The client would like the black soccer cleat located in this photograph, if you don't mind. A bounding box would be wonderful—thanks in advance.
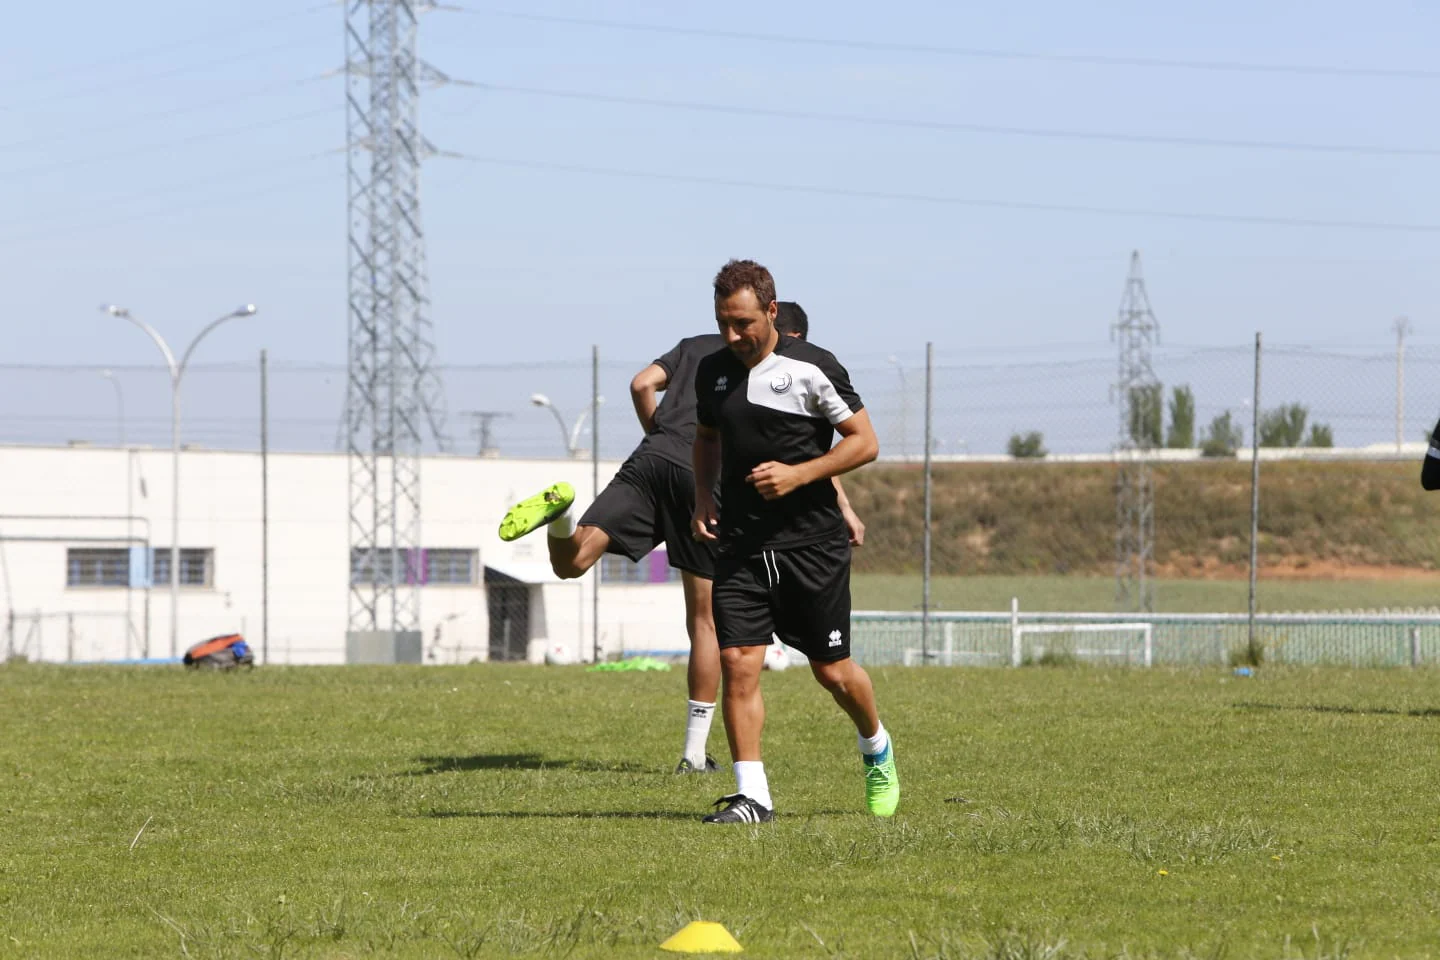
[702,793,774,824]
[674,755,721,774]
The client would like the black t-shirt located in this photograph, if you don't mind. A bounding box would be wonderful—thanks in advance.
[695,336,864,554]
[632,334,728,469]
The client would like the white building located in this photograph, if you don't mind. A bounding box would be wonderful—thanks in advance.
[0,444,688,665]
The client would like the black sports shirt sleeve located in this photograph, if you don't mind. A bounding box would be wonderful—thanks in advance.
[654,339,686,380]
[694,354,719,430]
[1423,418,1440,490]
[810,350,864,425]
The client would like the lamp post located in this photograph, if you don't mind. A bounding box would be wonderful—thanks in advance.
[103,303,257,658]
[99,370,136,658]
[530,393,604,457]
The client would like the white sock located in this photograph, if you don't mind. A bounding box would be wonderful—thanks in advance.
[733,761,772,810]
[547,508,576,538]
[858,722,889,759]
[683,700,715,765]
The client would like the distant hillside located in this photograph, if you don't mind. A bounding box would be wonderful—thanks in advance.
[842,460,1440,577]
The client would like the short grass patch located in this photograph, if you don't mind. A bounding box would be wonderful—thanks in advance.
[4,663,1440,957]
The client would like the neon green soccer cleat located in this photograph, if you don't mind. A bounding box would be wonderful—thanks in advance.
[863,740,900,817]
[498,482,575,542]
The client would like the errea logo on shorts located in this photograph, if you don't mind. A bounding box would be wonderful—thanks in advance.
[828,630,843,647]
[715,375,728,392]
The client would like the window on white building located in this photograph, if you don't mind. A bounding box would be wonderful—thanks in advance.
[350,548,476,586]
[151,548,214,587]
[426,549,477,585]
[66,548,129,587]
[599,553,682,585]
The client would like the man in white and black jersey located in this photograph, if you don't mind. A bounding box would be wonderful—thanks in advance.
[692,260,900,824]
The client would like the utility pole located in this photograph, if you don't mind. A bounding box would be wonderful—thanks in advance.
[1113,251,1160,613]
[461,411,511,456]
[343,0,453,646]
[1395,316,1412,453]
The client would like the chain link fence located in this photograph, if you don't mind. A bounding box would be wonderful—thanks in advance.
[3,336,1437,665]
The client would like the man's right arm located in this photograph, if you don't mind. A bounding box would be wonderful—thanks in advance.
[692,424,721,541]
[630,363,669,434]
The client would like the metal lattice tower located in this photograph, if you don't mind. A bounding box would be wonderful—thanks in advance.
[1112,251,1160,613]
[343,0,449,634]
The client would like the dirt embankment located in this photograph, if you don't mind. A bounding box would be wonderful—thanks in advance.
[842,460,1440,579]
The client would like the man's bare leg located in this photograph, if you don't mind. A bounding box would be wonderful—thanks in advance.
[809,657,880,738]
[683,573,720,703]
[548,525,610,580]
[678,572,720,770]
[717,644,771,809]
[811,655,898,816]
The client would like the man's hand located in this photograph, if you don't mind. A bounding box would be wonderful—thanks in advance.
[841,503,866,546]
[746,461,807,501]
[692,498,720,542]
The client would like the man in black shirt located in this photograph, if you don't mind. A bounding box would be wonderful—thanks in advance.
[693,260,899,824]
[500,333,727,774]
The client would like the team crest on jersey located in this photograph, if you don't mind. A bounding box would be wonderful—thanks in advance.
[770,372,793,394]
[715,375,728,392]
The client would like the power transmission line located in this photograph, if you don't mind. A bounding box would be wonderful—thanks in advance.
[0,166,337,249]
[0,76,330,154]
[0,107,341,182]
[457,80,1440,159]
[5,5,330,88]
[0,34,329,114]
[457,154,1440,234]
[455,7,1440,81]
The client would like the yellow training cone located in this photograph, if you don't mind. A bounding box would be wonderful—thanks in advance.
[659,921,744,953]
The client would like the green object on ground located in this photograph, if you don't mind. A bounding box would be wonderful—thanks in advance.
[588,656,672,672]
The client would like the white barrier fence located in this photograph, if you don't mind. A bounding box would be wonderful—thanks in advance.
[853,603,1440,668]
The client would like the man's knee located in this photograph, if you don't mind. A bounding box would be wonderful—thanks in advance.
[811,659,852,694]
[720,645,753,671]
[551,558,586,580]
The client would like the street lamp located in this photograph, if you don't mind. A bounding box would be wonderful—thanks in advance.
[530,393,604,457]
[103,302,257,658]
[99,370,137,657]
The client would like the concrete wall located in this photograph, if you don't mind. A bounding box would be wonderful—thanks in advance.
[0,445,687,664]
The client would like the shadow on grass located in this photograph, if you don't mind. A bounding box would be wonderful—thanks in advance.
[422,809,853,821]
[407,754,653,776]
[1235,701,1440,719]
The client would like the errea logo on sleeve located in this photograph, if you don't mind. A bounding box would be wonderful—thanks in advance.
[715,375,729,392]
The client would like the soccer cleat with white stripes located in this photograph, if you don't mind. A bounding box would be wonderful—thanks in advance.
[702,793,774,824]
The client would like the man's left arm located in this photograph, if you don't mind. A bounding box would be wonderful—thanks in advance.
[748,411,878,500]
[834,476,865,546]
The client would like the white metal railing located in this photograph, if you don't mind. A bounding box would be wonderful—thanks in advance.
[853,601,1440,668]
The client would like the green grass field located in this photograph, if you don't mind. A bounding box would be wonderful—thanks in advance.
[5,664,1440,958]
[853,574,1440,614]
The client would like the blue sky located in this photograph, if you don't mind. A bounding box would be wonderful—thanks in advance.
[2,1,1438,454]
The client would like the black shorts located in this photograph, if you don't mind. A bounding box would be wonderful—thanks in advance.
[713,533,852,663]
[578,454,715,579]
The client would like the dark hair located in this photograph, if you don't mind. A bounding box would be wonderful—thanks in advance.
[713,259,776,311]
[775,301,808,339]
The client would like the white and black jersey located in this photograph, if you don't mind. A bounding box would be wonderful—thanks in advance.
[695,336,865,554]
[1423,418,1440,490]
